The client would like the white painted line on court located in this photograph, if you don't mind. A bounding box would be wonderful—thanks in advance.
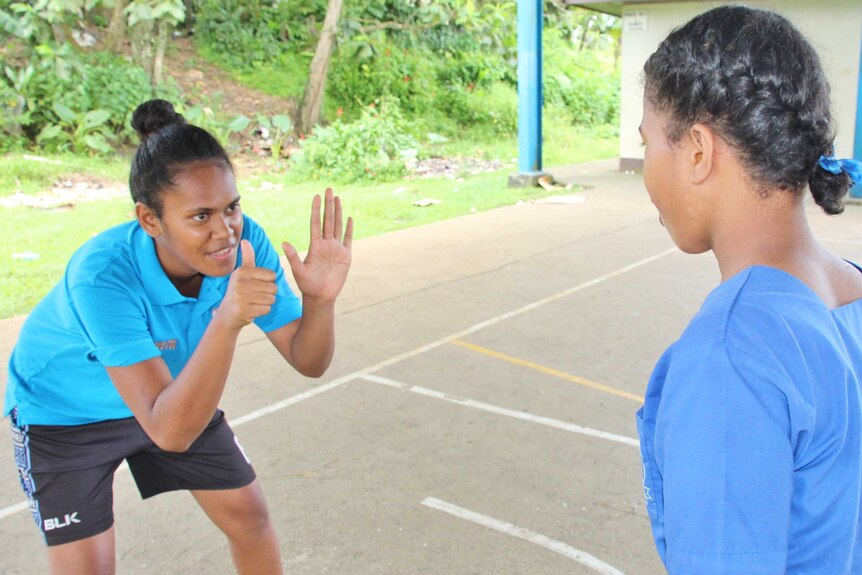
[361,374,639,447]
[230,247,674,431]
[228,332,496,427]
[0,500,28,520]
[230,377,356,427]
[422,497,626,575]
[439,248,678,339]
[0,249,668,521]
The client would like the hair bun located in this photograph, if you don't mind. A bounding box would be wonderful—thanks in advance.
[131,99,186,143]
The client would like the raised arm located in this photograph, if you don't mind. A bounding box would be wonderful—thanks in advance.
[266,188,353,376]
[106,240,276,452]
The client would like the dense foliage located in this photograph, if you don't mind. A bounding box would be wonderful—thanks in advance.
[198,2,617,121]
[194,0,619,181]
[290,100,420,183]
[0,0,183,152]
[0,0,620,177]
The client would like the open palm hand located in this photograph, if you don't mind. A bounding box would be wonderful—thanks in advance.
[282,188,353,303]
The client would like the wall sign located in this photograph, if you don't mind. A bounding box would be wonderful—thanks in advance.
[623,11,648,32]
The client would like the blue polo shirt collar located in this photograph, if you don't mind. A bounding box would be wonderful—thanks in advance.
[132,224,232,307]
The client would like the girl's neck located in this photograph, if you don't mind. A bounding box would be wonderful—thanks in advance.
[711,194,820,282]
[171,273,204,298]
[710,193,862,309]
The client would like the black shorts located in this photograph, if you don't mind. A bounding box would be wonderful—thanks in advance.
[10,409,256,546]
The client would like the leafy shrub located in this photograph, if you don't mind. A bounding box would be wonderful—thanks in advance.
[233,51,310,101]
[256,113,293,159]
[196,0,327,68]
[274,0,328,48]
[543,34,619,125]
[434,87,478,128]
[479,83,518,134]
[196,0,283,68]
[36,102,114,155]
[173,100,250,150]
[327,39,437,117]
[434,51,508,91]
[290,101,419,183]
[434,82,517,135]
[0,81,26,151]
[77,52,167,141]
[6,46,178,148]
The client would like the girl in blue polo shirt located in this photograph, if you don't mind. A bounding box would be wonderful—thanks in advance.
[5,99,353,573]
[636,6,862,574]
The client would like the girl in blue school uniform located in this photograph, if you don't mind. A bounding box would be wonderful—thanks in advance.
[5,99,353,574]
[636,6,862,574]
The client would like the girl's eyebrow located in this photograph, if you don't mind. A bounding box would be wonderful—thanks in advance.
[184,195,242,214]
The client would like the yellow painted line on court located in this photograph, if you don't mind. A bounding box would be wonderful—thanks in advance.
[2,248,673,523]
[450,339,643,403]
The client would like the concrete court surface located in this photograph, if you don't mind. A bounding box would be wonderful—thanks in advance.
[0,158,861,574]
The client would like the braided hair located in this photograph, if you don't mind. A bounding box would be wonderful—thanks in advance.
[643,5,851,214]
[129,99,233,217]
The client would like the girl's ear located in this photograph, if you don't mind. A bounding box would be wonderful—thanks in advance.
[136,202,162,238]
[688,123,715,185]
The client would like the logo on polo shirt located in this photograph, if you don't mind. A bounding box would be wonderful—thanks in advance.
[44,512,81,531]
[642,461,654,502]
[154,339,177,351]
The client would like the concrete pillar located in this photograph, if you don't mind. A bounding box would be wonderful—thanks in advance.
[509,0,548,188]
[853,25,862,198]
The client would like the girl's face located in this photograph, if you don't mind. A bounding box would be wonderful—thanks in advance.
[145,161,243,287]
[639,102,712,254]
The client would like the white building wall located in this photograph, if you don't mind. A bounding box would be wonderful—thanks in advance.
[618,0,862,169]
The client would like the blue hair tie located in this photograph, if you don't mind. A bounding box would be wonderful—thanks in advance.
[818,155,862,185]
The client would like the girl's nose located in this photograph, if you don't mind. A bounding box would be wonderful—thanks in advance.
[212,214,235,240]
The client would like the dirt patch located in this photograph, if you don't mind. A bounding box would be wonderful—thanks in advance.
[13,36,509,198]
[160,37,506,180]
[410,157,514,179]
[0,174,128,209]
[163,36,295,120]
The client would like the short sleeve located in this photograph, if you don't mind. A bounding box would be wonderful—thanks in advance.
[655,342,793,574]
[242,216,302,332]
[69,282,160,368]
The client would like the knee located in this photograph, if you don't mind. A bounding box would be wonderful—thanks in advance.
[222,498,274,541]
[238,504,273,535]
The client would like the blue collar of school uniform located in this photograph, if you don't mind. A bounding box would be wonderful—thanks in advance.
[132,223,231,307]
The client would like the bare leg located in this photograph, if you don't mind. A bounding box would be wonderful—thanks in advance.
[192,480,282,574]
[46,526,115,575]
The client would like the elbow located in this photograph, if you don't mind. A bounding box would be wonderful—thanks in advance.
[291,354,333,379]
[156,439,194,453]
[139,410,205,452]
[299,365,328,379]
[151,431,195,453]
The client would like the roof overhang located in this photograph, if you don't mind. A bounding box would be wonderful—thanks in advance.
[564,0,685,18]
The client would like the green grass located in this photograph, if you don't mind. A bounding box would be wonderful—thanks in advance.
[232,53,312,101]
[1,198,135,318]
[428,121,618,168]
[0,153,130,198]
[0,123,616,319]
[239,167,560,246]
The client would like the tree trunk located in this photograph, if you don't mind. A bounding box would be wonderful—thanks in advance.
[577,14,593,52]
[153,19,170,86]
[105,0,127,52]
[51,22,67,45]
[298,0,344,135]
[182,0,195,32]
[130,19,156,91]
